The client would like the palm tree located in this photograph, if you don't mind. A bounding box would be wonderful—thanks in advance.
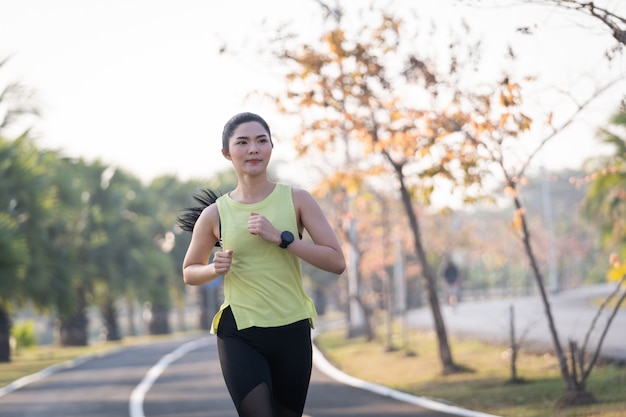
[0,56,52,360]
[0,135,60,359]
[0,57,39,137]
[583,109,626,252]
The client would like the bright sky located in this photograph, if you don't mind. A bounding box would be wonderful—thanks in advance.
[1,0,624,184]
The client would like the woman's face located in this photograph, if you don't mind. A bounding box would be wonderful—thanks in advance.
[222,121,273,175]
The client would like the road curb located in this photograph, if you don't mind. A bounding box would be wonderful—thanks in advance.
[311,330,501,417]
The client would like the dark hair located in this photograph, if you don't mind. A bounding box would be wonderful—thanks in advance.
[177,188,222,246]
[221,112,272,151]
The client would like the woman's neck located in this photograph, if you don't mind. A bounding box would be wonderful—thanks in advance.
[231,177,275,204]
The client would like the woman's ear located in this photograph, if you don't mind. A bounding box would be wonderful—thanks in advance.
[222,148,231,160]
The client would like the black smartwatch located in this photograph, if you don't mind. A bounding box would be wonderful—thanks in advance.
[279,231,294,248]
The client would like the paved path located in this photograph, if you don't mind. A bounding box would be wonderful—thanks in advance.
[407,284,626,362]
[0,340,187,417]
[3,284,617,417]
[0,335,489,417]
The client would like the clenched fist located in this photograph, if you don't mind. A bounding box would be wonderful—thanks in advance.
[247,212,280,244]
[213,249,233,275]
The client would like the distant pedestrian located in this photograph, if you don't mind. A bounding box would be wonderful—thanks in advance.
[179,112,346,417]
[441,257,460,309]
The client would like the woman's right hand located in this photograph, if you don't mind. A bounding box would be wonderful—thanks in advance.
[213,249,233,275]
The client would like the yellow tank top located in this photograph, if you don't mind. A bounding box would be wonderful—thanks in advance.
[211,183,317,332]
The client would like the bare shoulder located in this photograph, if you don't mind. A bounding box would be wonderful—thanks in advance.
[194,202,220,240]
[201,201,220,219]
[290,186,326,223]
[291,186,316,206]
[290,185,340,251]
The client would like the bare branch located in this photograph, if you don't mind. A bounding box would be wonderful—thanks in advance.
[567,0,626,43]
[582,277,626,381]
[579,275,626,360]
[517,75,625,178]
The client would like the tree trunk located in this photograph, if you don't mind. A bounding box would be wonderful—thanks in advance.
[146,275,171,335]
[513,193,576,389]
[393,163,457,372]
[57,311,88,346]
[57,287,89,346]
[126,296,137,337]
[557,388,597,408]
[148,304,170,335]
[355,295,376,342]
[346,216,366,338]
[509,304,520,383]
[512,189,602,406]
[0,307,11,363]
[101,297,121,341]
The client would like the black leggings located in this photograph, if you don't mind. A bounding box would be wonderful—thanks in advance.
[216,307,312,417]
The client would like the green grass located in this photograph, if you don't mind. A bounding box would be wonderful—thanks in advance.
[315,326,626,417]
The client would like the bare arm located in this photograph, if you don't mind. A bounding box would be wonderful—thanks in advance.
[241,188,346,275]
[182,204,232,286]
[293,189,345,274]
[243,188,346,275]
[286,188,345,274]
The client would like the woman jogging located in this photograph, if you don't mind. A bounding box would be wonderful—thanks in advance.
[181,112,346,417]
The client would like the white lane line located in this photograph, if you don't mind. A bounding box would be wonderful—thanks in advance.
[0,349,120,399]
[129,337,211,417]
[311,343,501,417]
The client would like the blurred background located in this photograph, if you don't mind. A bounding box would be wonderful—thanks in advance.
[1,0,624,364]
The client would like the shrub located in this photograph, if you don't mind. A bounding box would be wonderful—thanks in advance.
[11,320,37,353]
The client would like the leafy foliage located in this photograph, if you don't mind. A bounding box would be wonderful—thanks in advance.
[582,109,626,283]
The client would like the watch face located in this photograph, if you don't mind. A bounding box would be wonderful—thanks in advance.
[280,231,294,248]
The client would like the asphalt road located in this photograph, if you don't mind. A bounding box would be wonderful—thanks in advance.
[0,335,486,417]
[4,284,616,417]
[407,283,626,363]
[0,340,185,417]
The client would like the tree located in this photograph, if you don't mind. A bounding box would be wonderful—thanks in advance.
[0,56,56,361]
[458,62,623,403]
[578,111,626,394]
[72,164,181,340]
[461,1,626,55]
[260,1,625,393]
[89,167,166,340]
[0,57,39,138]
[582,109,626,248]
[53,159,108,346]
[530,1,626,47]
[0,137,29,362]
[442,2,626,403]
[259,3,503,373]
[0,134,63,358]
[146,175,203,335]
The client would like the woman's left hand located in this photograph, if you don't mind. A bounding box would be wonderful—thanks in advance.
[248,212,280,244]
